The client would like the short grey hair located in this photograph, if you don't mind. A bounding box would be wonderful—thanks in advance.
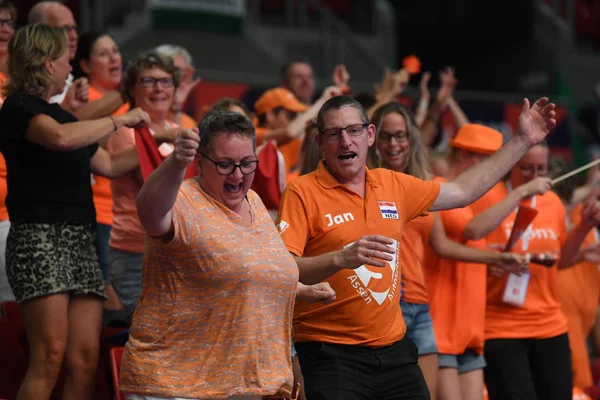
[316,95,368,134]
[199,109,256,152]
[154,44,193,66]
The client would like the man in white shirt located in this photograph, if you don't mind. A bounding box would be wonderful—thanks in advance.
[28,1,125,119]
[28,1,81,105]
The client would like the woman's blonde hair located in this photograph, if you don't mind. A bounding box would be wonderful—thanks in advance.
[3,24,67,98]
[368,102,431,180]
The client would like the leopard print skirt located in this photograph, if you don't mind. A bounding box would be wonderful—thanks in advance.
[6,221,107,302]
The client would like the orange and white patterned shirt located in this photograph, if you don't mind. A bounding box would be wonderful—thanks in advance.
[120,179,299,399]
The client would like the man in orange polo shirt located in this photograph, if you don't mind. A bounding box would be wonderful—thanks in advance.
[277,95,557,399]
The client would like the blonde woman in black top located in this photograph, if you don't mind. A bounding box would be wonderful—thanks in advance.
[0,24,150,400]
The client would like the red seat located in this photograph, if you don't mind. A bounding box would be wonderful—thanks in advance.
[1,300,21,321]
[110,347,125,400]
[585,385,600,399]
[0,320,27,399]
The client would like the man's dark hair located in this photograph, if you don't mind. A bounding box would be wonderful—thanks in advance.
[280,56,312,81]
[211,97,251,118]
[199,109,256,152]
[316,95,369,134]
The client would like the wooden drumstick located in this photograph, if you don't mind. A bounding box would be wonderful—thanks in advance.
[551,158,600,185]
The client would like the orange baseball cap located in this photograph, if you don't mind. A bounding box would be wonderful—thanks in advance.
[449,123,504,155]
[254,87,308,115]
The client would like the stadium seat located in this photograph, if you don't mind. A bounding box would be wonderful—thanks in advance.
[1,300,21,321]
[0,320,27,399]
[110,347,125,400]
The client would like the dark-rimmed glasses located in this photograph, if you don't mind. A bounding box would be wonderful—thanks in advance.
[0,19,14,29]
[379,131,408,143]
[321,123,368,142]
[200,153,259,175]
[140,76,173,88]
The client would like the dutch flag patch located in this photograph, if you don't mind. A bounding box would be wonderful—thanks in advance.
[378,201,399,220]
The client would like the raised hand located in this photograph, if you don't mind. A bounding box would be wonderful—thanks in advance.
[173,128,200,167]
[581,195,600,229]
[173,66,201,111]
[319,85,343,101]
[419,71,431,101]
[62,77,89,112]
[517,177,553,198]
[437,66,457,103]
[117,107,151,128]
[336,235,396,270]
[517,97,557,147]
[332,64,350,89]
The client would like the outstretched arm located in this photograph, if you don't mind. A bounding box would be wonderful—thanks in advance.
[429,214,527,274]
[136,128,199,239]
[462,177,553,241]
[430,97,556,211]
[558,199,600,268]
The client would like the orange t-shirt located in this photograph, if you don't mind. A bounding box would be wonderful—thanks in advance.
[121,181,297,399]
[278,161,440,347]
[254,126,267,146]
[88,85,130,226]
[88,85,130,116]
[279,137,302,178]
[470,182,569,340]
[400,212,435,304]
[0,72,8,221]
[558,203,600,334]
[424,176,488,355]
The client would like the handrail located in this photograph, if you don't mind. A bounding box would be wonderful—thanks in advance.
[246,0,393,78]
[534,0,575,42]
[78,0,147,33]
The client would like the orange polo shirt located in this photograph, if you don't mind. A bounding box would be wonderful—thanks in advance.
[88,85,130,226]
[278,161,440,347]
[400,212,435,304]
[424,176,488,355]
[470,182,569,340]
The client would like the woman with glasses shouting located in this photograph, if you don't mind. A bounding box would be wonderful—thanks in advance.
[120,109,334,400]
[106,51,186,324]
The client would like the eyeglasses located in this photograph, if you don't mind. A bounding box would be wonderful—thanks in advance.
[320,123,368,142]
[200,153,259,175]
[379,131,408,143]
[0,19,14,29]
[60,24,78,33]
[518,164,547,175]
[140,76,173,88]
